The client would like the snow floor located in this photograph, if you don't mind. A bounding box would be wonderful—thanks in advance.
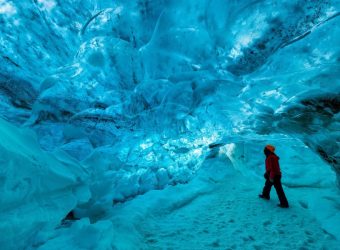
[35,154,340,250]
[139,180,337,249]
[109,156,340,250]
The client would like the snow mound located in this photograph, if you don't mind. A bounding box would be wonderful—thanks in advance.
[0,119,90,250]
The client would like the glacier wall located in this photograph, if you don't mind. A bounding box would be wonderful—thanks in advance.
[2,0,338,183]
[0,118,90,249]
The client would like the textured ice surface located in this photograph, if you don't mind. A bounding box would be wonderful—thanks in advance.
[0,119,90,249]
[0,0,339,249]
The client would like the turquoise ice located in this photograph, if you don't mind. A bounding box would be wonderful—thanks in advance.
[0,0,339,249]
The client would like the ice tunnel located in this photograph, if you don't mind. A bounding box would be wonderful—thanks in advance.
[0,0,339,249]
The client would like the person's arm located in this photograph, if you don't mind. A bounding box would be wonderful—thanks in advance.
[265,158,271,178]
[266,156,273,182]
[269,156,279,181]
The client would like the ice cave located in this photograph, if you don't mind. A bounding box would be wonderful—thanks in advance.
[0,0,339,249]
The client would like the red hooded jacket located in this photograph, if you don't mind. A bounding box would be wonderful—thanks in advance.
[265,154,281,179]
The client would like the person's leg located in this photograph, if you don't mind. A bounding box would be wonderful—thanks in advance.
[261,178,273,199]
[273,176,289,207]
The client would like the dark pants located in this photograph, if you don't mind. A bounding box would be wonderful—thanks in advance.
[262,174,289,206]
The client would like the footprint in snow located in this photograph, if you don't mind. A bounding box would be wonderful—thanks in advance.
[299,201,308,209]
[305,230,312,236]
[263,220,271,226]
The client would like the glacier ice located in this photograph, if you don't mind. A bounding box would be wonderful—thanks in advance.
[0,118,90,249]
[0,0,339,249]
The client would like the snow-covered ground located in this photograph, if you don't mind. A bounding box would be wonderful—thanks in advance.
[42,151,337,250]
[1,118,339,249]
[106,156,340,250]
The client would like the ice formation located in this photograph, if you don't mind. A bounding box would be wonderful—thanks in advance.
[0,0,339,249]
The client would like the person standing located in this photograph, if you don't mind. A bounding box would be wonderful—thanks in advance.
[259,145,289,208]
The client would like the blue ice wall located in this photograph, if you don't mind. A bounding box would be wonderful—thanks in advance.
[0,0,339,248]
[0,0,339,205]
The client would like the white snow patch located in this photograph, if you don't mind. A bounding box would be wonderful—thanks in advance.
[0,0,16,15]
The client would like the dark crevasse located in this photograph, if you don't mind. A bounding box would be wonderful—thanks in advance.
[0,0,339,249]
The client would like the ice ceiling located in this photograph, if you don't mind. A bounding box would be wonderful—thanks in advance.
[0,0,339,248]
[1,0,339,180]
[1,0,339,175]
